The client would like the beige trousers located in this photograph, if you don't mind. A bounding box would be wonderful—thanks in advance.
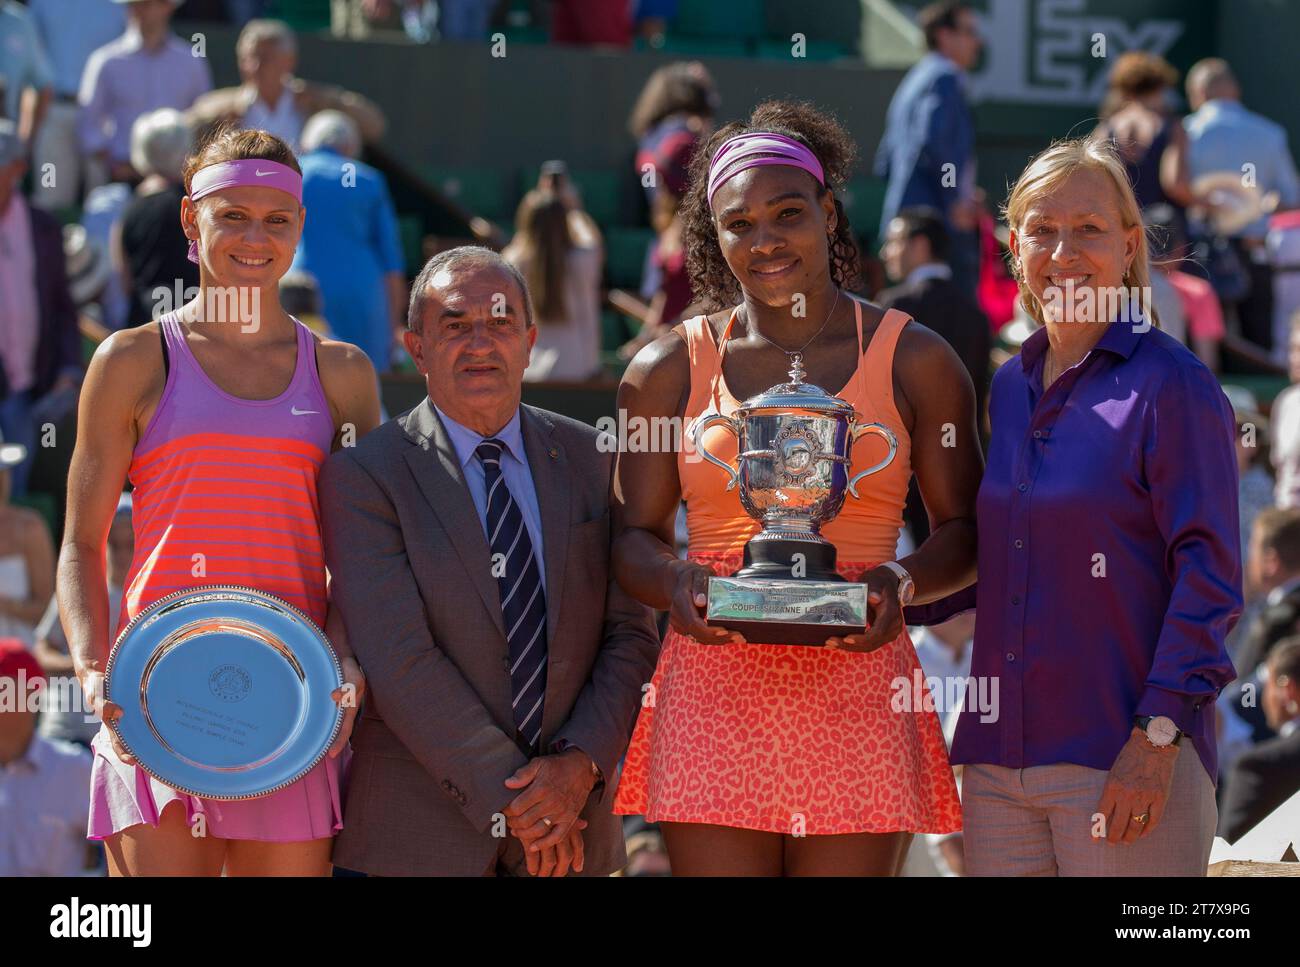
[962,746,1217,876]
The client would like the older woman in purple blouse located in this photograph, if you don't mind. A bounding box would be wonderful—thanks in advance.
[951,138,1242,876]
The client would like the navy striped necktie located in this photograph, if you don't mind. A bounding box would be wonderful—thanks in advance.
[475,439,547,753]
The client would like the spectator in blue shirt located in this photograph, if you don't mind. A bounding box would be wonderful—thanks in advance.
[1184,58,1300,356]
[0,1,54,150]
[290,111,405,373]
[874,1,983,295]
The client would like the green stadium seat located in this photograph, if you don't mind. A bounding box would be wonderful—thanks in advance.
[497,0,547,43]
[567,169,623,229]
[268,0,331,32]
[422,166,516,223]
[500,26,549,44]
[599,350,629,380]
[605,227,655,289]
[515,166,624,229]
[755,39,850,62]
[601,308,632,353]
[672,0,763,42]
[840,178,887,241]
[1223,375,1290,409]
[397,214,425,275]
[657,36,751,58]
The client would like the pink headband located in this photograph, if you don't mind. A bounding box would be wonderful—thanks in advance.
[706,132,825,207]
[185,159,303,263]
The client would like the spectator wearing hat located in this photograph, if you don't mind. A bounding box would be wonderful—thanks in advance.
[113,107,197,327]
[27,0,127,210]
[0,638,96,876]
[0,119,82,500]
[1219,637,1300,844]
[1185,58,1300,355]
[64,225,113,324]
[188,19,385,153]
[79,0,212,184]
[32,494,131,749]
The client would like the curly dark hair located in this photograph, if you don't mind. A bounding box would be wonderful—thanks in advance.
[681,99,860,311]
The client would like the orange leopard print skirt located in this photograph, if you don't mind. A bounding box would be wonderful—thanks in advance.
[613,550,962,836]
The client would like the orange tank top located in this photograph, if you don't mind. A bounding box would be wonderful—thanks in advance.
[677,297,912,564]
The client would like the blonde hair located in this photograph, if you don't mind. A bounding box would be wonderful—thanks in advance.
[1003,137,1158,328]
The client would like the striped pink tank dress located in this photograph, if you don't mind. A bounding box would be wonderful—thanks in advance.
[88,312,346,842]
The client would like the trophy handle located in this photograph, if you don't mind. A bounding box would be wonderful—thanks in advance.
[692,413,741,491]
[847,422,899,498]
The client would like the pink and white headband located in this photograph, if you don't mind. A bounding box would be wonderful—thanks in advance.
[186,159,303,263]
[706,132,825,207]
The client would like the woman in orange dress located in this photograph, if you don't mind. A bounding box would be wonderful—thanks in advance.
[611,100,982,875]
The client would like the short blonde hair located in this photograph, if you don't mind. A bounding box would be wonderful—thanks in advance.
[1003,137,1157,328]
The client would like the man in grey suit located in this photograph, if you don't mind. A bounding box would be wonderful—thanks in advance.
[320,246,659,876]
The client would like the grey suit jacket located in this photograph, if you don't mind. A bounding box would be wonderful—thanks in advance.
[320,399,660,876]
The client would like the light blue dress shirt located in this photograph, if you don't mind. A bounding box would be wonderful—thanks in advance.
[433,404,546,591]
[28,0,125,97]
[0,2,54,120]
[1185,99,1300,240]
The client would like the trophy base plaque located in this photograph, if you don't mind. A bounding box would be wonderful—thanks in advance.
[704,536,868,646]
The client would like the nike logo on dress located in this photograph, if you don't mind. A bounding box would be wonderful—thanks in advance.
[291,406,320,416]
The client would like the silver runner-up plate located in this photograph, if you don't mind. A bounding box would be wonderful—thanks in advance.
[105,586,343,800]
[705,576,869,646]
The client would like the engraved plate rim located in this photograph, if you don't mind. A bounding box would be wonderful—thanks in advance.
[104,585,343,801]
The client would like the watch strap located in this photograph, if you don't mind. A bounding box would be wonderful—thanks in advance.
[1134,715,1183,745]
[879,560,915,605]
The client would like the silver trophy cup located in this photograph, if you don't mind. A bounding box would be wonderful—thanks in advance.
[693,358,897,645]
